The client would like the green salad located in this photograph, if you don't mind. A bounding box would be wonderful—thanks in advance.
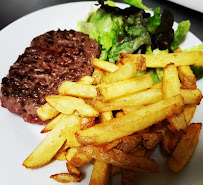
[78,0,203,83]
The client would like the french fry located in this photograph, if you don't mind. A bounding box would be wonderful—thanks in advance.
[115,60,123,67]
[115,111,124,118]
[66,163,81,176]
[162,63,187,130]
[89,160,111,185]
[92,67,105,85]
[58,81,97,98]
[66,148,78,162]
[68,152,92,167]
[184,104,197,125]
[79,146,159,173]
[65,114,82,147]
[181,89,202,105]
[122,105,145,114]
[78,75,95,85]
[50,173,81,183]
[36,103,59,121]
[116,133,162,154]
[80,117,95,130]
[41,113,64,133]
[99,111,113,123]
[178,65,197,89]
[54,151,67,161]
[46,95,99,117]
[23,114,70,169]
[93,58,119,72]
[76,95,184,145]
[97,73,153,102]
[168,123,202,173]
[121,51,203,67]
[102,61,138,84]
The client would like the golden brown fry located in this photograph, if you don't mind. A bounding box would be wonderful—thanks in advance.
[122,105,145,114]
[97,73,153,102]
[41,113,64,133]
[162,63,187,130]
[66,148,78,162]
[79,146,159,173]
[78,76,95,85]
[121,51,203,67]
[46,95,99,117]
[181,89,202,105]
[58,81,97,98]
[93,58,119,72]
[168,123,202,173]
[23,114,70,169]
[115,111,124,118]
[92,67,105,85]
[102,61,138,84]
[161,129,184,156]
[68,153,93,167]
[50,173,81,183]
[184,104,197,125]
[89,160,110,185]
[66,163,81,176]
[178,66,197,89]
[103,139,121,152]
[36,103,59,121]
[115,60,123,67]
[65,114,82,147]
[76,95,184,145]
[99,111,113,123]
[80,117,95,130]
[54,151,67,161]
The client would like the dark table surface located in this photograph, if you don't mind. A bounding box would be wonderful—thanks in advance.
[0,0,202,41]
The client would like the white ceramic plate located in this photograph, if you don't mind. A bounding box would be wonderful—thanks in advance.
[167,0,203,13]
[0,2,202,185]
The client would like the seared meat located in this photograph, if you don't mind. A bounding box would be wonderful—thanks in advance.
[1,30,100,124]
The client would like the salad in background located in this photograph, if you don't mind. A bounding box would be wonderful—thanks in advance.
[78,0,203,83]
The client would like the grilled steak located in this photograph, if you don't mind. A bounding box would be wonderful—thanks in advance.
[1,30,100,124]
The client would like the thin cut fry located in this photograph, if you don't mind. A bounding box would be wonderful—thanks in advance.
[50,173,81,183]
[162,63,187,130]
[93,58,119,72]
[76,95,184,145]
[121,51,203,67]
[79,146,159,173]
[168,123,202,173]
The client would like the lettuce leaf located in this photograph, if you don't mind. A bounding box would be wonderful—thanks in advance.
[146,7,161,34]
[171,20,191,51]
[124,0,151,10]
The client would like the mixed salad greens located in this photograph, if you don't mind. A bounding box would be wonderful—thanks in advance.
[78,0,203,83]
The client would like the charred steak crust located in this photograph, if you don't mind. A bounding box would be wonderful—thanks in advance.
[1,30,100,124]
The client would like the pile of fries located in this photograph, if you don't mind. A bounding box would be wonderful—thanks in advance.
[23,50,203,184]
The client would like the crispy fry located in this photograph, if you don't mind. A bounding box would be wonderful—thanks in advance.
[102,61,138,84]
[89,160,110,185]
[46,95,99,117]
[76,95,184,145]
[162,63,187,130]
[93,58,119,72]
[78,76,95,85]
[184,104,197,125]
[50,173,81,183]
[122,105,145,114]
[178,66,197,89]
[79,146,159,173]
[54,150,67,161]
[23,114,70,168]
[121,51,203,67]
[66,148,78,162]
[36,103,59,121]
[92,67,105,85]
[115,111,124,118]
[58,81,97,98]
[65,114,82,147]
[97,73,153,102]
[168,123,202,173]
[99,111,113,123]
[80,117,95,130]
[41,113,64,133]
[66,163,81,176]
[181,89,202,105]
